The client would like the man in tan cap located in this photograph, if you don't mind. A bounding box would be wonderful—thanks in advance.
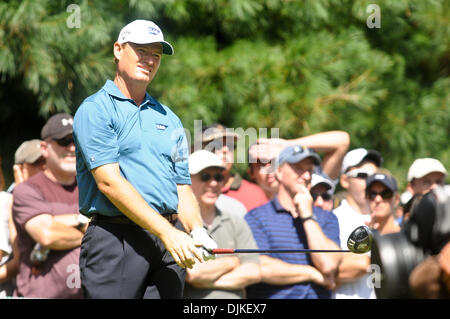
[12,139,46,186]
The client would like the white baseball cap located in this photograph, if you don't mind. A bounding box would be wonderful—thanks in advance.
[341,148,383,174]
[117,20,174,55]
[407,158,447,182]
[189,150,225,175]
[311,173,335,192]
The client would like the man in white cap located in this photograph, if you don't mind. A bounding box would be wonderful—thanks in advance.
[407,158,447,196]
[332,148,383,299]
[184,150,260,299]
[74,20,213,298]
[310,173,335,212]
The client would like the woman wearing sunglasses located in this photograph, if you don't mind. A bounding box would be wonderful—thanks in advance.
[364,171,401,235]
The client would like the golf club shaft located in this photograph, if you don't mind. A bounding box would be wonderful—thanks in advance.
[212,248,351,254]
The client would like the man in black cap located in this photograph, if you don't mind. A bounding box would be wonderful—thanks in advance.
[244,145,342,299]
[11,113,85,298]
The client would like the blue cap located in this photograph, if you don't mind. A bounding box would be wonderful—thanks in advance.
[276,145,321,168]
[366,173,398,193]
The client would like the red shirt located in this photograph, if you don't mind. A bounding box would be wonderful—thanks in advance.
[222,174,269,212]
[12,172,83,298]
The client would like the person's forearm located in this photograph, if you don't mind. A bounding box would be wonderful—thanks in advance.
[302,220,342,276]
[94,169,174,238]
[211,263,261,290]
[42,221,84,250]
[176,184,204,233]
[186,256,239,285]
[287,131,350,179]
[336,254,371,285]
[53,214,80,228]
[260,255,323,285]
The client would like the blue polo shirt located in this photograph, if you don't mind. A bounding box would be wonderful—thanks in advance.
[244,196,340,299]
[73,80,191,217]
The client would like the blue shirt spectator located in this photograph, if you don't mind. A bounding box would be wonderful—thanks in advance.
[245,197,340,299]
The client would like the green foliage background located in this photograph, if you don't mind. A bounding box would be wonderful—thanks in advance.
[0,0,449,189]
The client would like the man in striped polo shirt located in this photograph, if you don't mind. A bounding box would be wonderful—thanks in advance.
[245,145,342,299]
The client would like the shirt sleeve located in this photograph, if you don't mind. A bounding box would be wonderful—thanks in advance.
[244,210,270,252]
[315,208,341,246]
[12,183,52,228]
[231,215,260,265]
[73,100,120,171]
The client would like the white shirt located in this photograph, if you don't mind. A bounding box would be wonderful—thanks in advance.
[332,199,376,299]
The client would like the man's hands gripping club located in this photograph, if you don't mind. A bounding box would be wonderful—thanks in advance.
[190,227,218,261]
[160,226,217,269]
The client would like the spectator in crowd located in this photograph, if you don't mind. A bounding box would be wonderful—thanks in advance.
[248,130,350,182]
[332,148,382,299]
[74,20,210,299]
[12,113,85,298]
[310,173,335,212]
[0,139,45,296]
[184,150,261,299]
[245,145,342,299]
[364,171,401,235]
[198,123,268,212]
[404,158,447,221]
[247,131,349,209]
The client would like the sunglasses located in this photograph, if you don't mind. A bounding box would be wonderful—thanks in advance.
[366,189,394,200]
[54,135,74,147]
[200,172,225,183]
[346,171,370,179]
[311,192,332,201]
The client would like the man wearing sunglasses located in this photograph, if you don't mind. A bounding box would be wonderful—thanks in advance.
[11,113,84,298]
[198,123,268,212]
[332,148,382,299]
[184,150,260,299]
[364,171,400,235]
[245,145,341,299]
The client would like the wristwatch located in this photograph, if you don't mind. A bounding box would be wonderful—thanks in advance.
[299,214,318,224]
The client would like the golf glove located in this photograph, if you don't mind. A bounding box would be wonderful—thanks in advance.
[190,227,218,261]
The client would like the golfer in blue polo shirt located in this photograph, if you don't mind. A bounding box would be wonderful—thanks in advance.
[73,20,217,299]
[245,145,342,299]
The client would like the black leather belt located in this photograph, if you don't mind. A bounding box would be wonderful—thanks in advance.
[92,213,178,225]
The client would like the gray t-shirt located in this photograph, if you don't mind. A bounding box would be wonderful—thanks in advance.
[184,206,259,299]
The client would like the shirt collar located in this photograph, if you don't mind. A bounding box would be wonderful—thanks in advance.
[103,80,155,107]
[271,196,289,213]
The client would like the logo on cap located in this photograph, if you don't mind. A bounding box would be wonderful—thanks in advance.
[148,27,160,35]
[62,118,73,126]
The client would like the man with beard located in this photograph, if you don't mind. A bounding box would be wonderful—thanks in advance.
[12,113,85,298]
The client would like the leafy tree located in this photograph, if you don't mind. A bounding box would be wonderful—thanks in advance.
[0,0,448,189]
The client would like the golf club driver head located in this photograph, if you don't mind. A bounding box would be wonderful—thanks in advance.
[347,225,373,254]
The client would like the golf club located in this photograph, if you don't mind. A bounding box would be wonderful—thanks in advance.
[211,225,373,255]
